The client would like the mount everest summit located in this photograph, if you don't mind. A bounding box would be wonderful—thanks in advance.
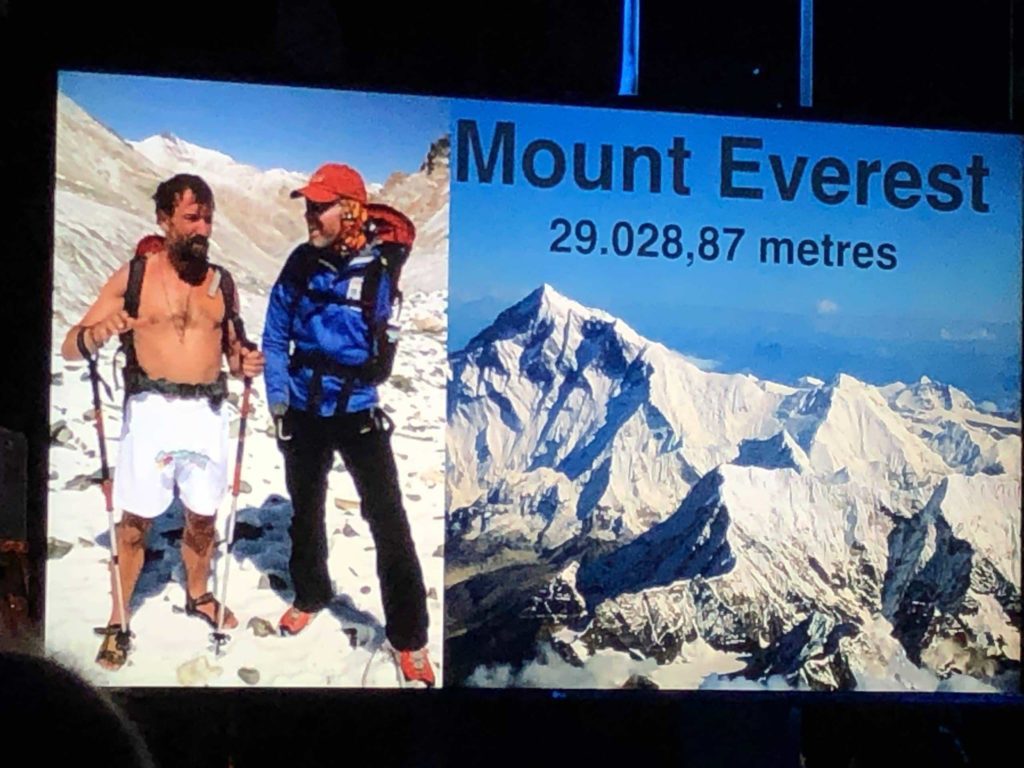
[445,285,1021,692]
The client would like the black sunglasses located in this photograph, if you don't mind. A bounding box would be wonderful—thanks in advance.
[306,199,360,220]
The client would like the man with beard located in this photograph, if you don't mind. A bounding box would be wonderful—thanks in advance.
[262,163,434,686]
[61,174,265,670]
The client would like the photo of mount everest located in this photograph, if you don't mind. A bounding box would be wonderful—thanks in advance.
[444,284,1021,692]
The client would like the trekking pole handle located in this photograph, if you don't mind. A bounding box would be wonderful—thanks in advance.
[269,403,291,442]
[76,328,114,506]
[75,327,113,399]
[75,326,95,362]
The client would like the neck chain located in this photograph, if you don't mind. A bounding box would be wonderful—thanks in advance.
[161,269,192,343]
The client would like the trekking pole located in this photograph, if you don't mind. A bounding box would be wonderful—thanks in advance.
[212,339,257,653]
[77,329,129,636]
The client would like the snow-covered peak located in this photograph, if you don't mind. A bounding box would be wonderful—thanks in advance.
[132,133,240,177]
[448,288,797,545]
[831,372,867,392]
[892,376,976,413]
[779,374,950,482]
[461,284,640,359]
[527,283,619,330]
[534,282,579,317]
[877,376,1018,476]
[129,133,311,200]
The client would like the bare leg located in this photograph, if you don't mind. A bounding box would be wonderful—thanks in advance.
[97,512,150,671]
[105,512,150,628]
[181,509,237,628]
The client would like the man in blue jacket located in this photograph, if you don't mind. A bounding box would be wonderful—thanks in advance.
[262,163,433,687]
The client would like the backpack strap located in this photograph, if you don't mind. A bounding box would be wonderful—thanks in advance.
[124,254,147,318]
[285,245,329,317]
[356,243,408,387]
[211,264,239,355]
[119,254,148,375]
[358,246,386,329]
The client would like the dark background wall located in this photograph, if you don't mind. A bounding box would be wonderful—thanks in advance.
[1,1,1020,766]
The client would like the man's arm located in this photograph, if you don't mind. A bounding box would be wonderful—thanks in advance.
[60,264,132,361]
[261,249,305,411]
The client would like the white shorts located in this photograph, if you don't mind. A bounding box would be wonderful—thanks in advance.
[112,392,230,519]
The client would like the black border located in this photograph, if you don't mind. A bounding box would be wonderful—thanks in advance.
[3,5,1022,763]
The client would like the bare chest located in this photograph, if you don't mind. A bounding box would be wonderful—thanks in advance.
[134,268,224,338]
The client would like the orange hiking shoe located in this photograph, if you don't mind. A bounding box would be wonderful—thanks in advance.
[394,646,436,688]
[278,606,318,636]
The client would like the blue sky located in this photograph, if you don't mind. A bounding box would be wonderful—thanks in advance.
[449,100,1023,408]
[59,71,449,182]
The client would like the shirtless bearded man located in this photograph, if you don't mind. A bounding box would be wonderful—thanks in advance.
[61,174,265,669]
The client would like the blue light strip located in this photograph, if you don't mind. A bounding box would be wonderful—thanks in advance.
[618,0,640,96]
[800,0,813,107]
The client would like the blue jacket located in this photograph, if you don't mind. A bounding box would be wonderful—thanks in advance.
[263,242,393,416]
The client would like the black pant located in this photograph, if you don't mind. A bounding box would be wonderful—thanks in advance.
[278,407,428,650]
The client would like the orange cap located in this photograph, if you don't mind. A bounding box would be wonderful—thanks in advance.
[290,163,367,205]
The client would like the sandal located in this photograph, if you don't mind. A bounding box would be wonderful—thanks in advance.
[94,624,132,670]
[184,592,236,630]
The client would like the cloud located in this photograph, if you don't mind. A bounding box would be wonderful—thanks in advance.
[852,661,941,693]
[465,643,660,690]
[464,641,1007,694]
[699,673,805,692]
[940,328,995,341]
[681,354,720,371]
[466,642,787,692]
[648,338,720,371]
[937,674,1001,694]
[816,299,839,315]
